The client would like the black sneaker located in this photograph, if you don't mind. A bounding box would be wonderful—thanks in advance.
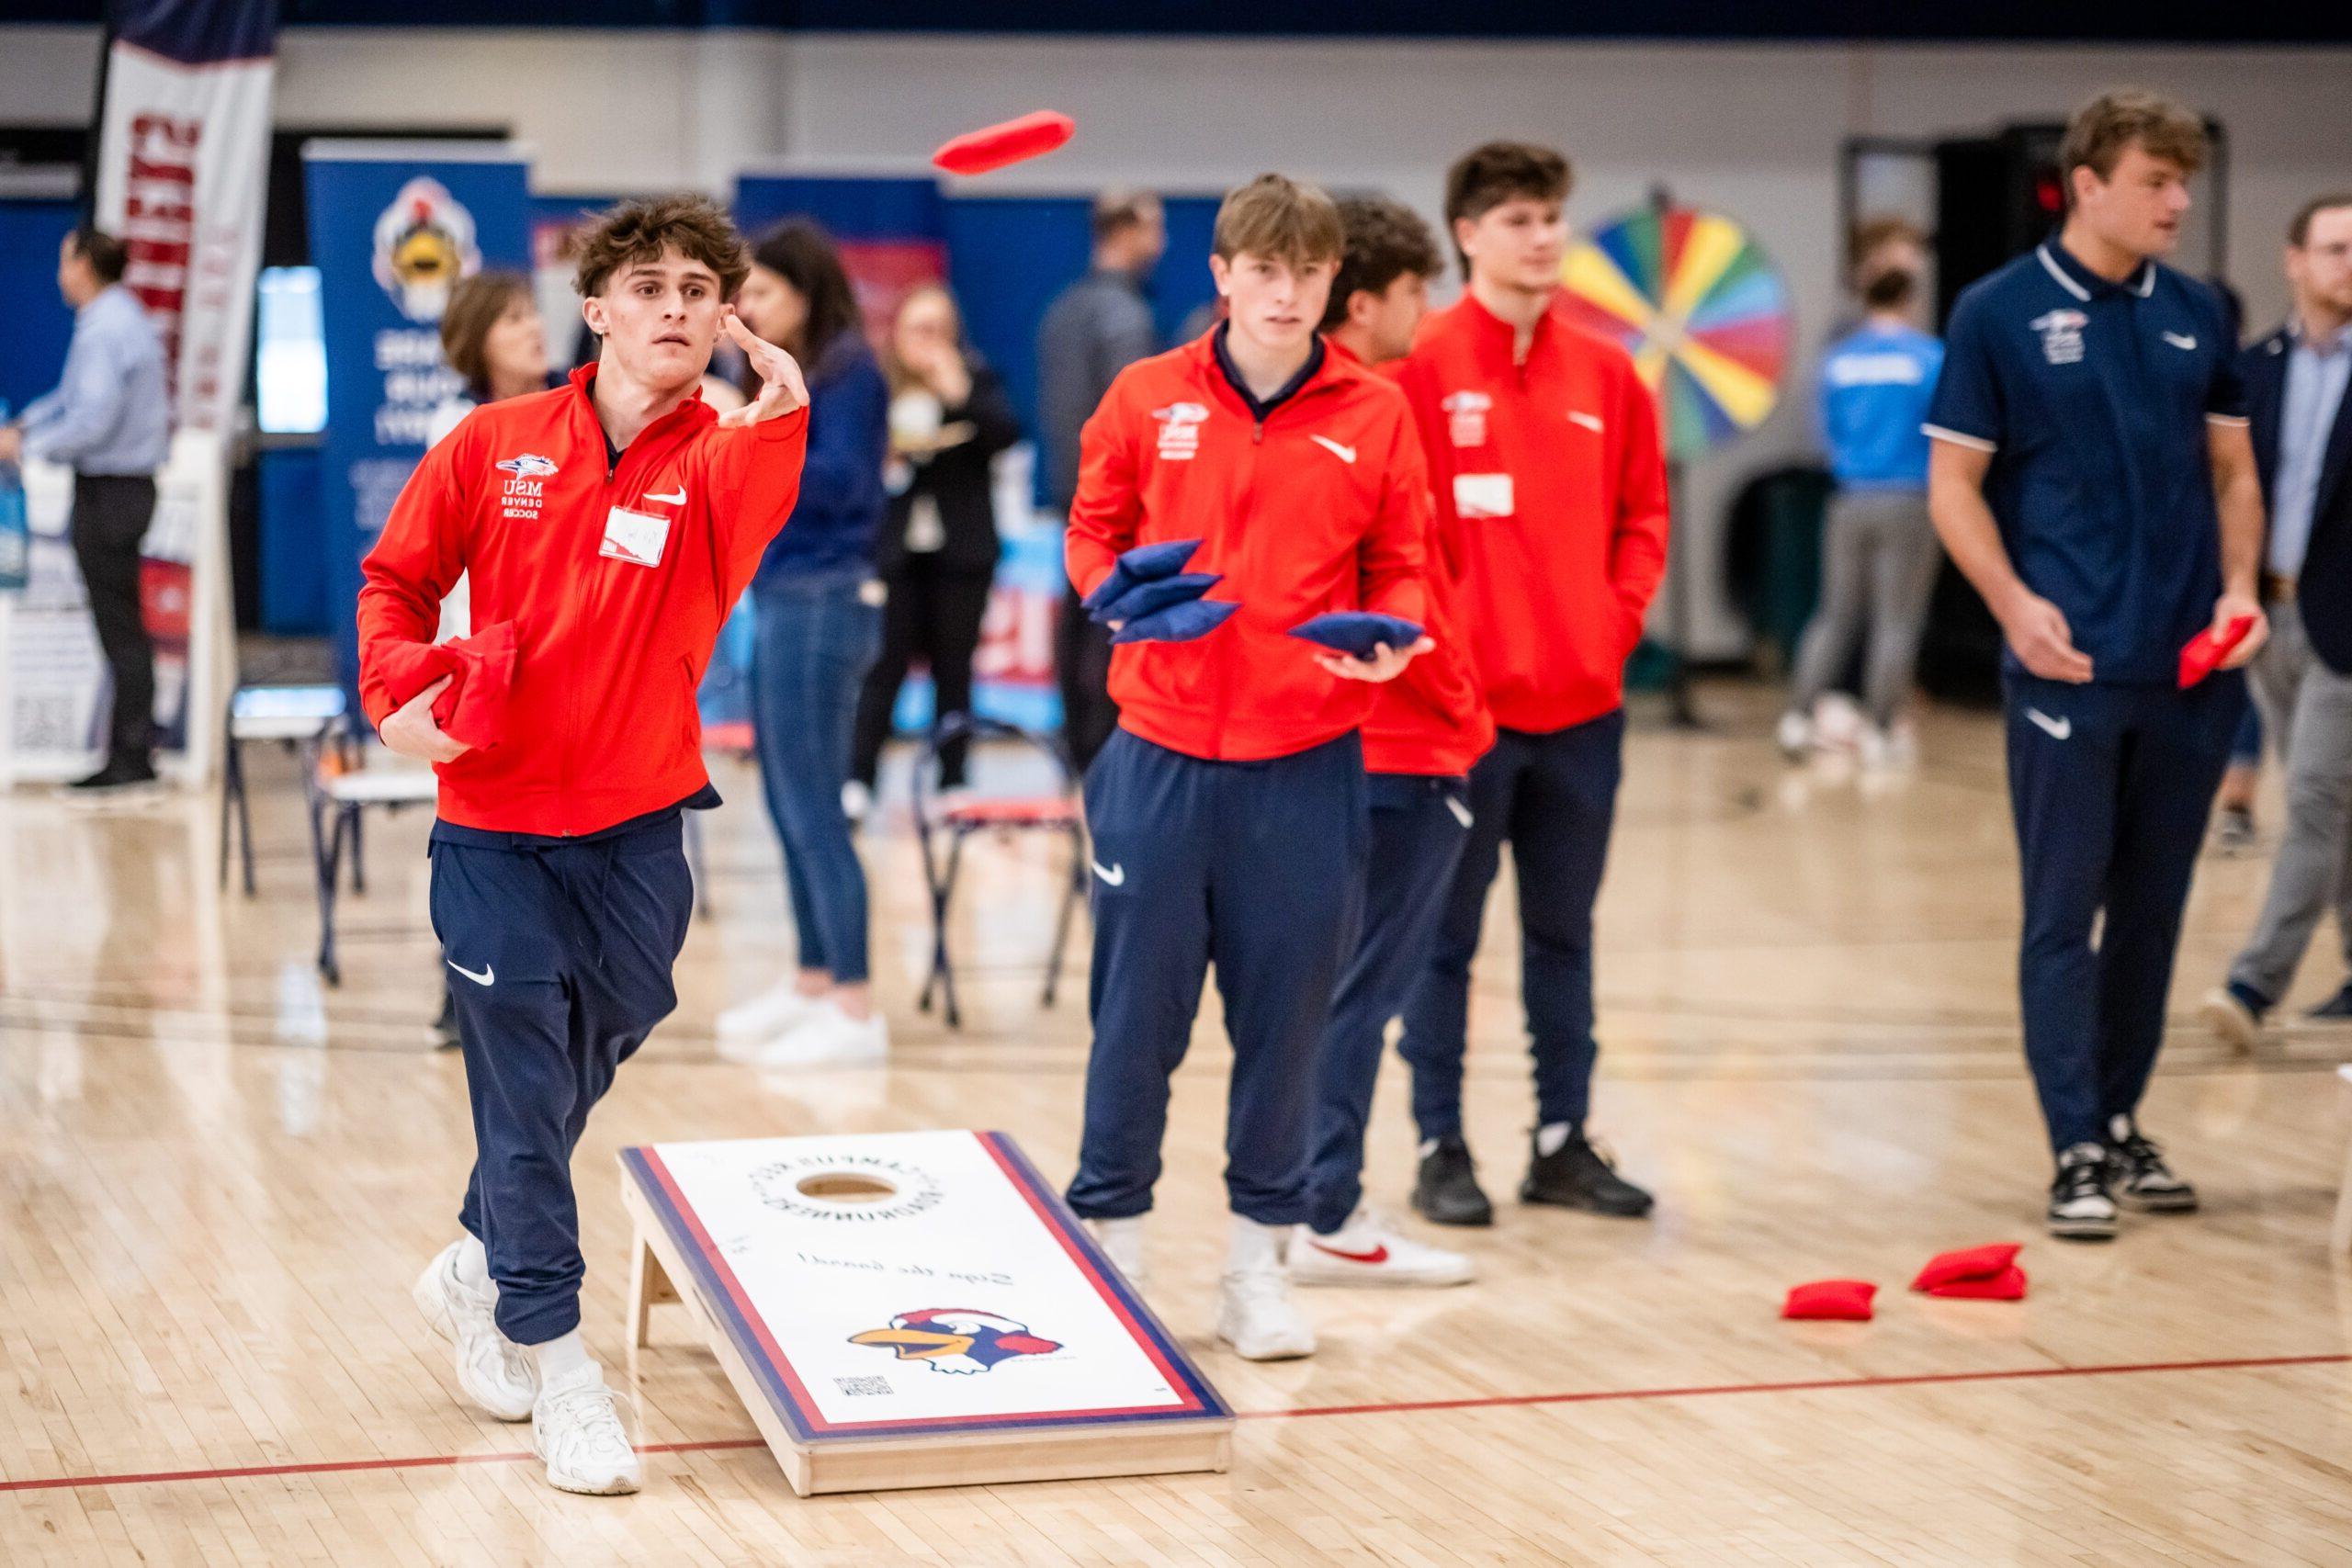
[2048,1142,2118,1241]
[1521,1128,1654,1217]
[68,759,158,792]
[1411,1138,1494,1227]
[2106,1115,2197,1213]
[2306,984,2352,1021]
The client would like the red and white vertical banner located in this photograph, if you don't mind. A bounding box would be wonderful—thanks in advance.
[92,0,276,441]
[24,0,277,786]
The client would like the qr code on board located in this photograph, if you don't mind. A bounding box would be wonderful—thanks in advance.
[834,1375,892,1397]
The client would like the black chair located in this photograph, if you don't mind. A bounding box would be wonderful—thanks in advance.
[909,714,1087,1030]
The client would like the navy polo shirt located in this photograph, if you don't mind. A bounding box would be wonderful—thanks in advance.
[1925,241,2248,684]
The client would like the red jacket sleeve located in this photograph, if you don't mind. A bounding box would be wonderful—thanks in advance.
[357,421,474,730]
[1064,374,1142,600]
[1356,401,1430,626]
[695,406,809,606]
[1609,356,1670,632]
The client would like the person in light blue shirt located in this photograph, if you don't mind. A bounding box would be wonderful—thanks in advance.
[0,228,172,788]
[1780,265,1944,759]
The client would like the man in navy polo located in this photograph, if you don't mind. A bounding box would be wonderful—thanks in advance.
[1926,89,2267,1242]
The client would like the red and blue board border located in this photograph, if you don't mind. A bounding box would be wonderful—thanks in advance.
[620,1132,1229,1445]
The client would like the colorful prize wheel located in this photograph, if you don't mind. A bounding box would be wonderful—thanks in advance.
[1559,206,1792,463]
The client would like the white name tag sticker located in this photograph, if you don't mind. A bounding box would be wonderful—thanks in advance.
[1453,472,1516,519]
[599,506,671,568]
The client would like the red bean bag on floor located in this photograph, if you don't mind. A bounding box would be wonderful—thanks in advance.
[1926,1267,2028,1302]
[1782,1280,1877,1321]
[1910,1243,2022,1293]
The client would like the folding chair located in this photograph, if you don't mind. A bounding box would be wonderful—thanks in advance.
[910,714,1087,1030]
[311,756,437,987]
[219,683,347,895]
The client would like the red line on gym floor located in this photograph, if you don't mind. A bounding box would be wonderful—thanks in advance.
[2,1353,2341,1495]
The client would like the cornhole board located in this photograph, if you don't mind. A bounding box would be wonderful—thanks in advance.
[618,1130,1232,1495]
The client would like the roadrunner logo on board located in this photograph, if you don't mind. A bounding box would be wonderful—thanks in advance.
[849,1309,1064,1375]
[2030,309,2088,367]
[1153,401,1209,460]
[372,175,481,323]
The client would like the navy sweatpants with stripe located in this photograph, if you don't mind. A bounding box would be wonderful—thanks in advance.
[2005,673,2243,1152]
[1306,772,1474,1235]
[1066,728,1369,1227]
[1401,709,1625,1143]
[431,812,695,1345]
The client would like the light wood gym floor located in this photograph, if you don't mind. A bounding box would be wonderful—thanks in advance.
[5,684,2350,1567]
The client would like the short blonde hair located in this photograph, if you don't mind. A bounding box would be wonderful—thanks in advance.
[1212,174,1343,269]
[2060,88,2207,183]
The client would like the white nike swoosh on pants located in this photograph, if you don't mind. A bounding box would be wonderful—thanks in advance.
[447,959,495,986]
[2024,708,2072,740]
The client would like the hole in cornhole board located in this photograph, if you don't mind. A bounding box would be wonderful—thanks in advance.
[795,1170,902,1203]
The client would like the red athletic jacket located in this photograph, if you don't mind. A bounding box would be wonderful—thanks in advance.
[1068,332,1429,761]
[357,365,808,835]
[1328,339,1493,778]
[1396,294,1669,734]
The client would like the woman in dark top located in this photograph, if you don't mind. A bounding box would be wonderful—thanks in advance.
[718,220,892,1066]
[852,285,1022,801]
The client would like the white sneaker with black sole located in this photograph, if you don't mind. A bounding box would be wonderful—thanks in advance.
[1290,1205,1474,1288]
[1216,1218,1315,1360]
[411,1240,537,1421]
[531,1362,642,1495]
[2047,1142,2118,1242]
[2107,1115,2198,1213]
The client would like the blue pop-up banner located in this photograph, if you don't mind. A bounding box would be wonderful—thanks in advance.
[303,141,530,708]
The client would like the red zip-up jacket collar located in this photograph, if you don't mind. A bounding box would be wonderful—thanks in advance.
[1397,293,1669,734]
[1067,331,1430,761]
[357,364,808,835]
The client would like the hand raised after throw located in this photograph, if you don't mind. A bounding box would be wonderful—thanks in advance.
[718,307,810,428]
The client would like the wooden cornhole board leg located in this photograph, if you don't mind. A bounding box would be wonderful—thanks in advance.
[618,1132,1233,1496]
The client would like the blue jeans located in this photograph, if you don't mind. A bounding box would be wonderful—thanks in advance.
[751,570,883,985]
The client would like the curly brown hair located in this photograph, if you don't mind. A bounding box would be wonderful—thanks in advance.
[1321,197,1442,331]
[571,194,751,300]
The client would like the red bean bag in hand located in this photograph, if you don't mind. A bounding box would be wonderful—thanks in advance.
[375,619,520,751]
[1910,1243,2022,1294]
[1926,1267,2028,1302]
[1781,1280,1877,1321]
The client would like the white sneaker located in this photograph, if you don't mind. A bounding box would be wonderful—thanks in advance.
[530,1361,641,1495]
[1291,1205,1474,1288]
[411,1240,537,1421]
[1085,1215,1148,1291]
[750,999,888,1067]
[715,978,822,1050]
[1775,710,1812,760]
[1216,1218,1316,1361]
